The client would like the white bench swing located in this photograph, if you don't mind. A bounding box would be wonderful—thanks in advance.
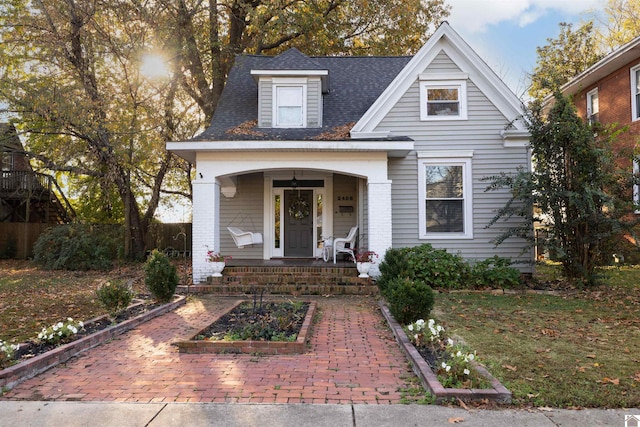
[226,214,263,248]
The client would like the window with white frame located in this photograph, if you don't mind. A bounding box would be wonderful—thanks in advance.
[418,152,473,239]
[632,65,640,121]
[586,88,599,124]
[419,79,468,120]
[273,82,306,128]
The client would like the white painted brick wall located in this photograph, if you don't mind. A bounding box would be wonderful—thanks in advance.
[192,180,220,283]
[367,180,392,277]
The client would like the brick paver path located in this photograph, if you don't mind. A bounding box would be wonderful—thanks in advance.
[2,296,419,404]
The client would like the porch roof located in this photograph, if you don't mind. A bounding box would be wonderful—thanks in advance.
[167,138,414,164]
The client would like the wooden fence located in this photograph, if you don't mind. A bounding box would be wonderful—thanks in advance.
[0,222,192,260]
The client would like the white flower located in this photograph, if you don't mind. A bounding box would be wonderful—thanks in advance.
[447,338,454,346]
[464,369,470,375]
[456,350,462,357]
[445,365,451,372]
[57,322,63,329]
[407,324,414,332]
[441,362,447,369]
[57,331,63,336]
[52,324,59,331]
[67,324,74,331]
[79,321,84,328]
[67,317,73,322]
[468,353,475,361]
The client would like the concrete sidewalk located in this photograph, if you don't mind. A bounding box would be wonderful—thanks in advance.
[0,401,636,427]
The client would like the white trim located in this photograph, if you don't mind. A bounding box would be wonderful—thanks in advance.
[631,64,640,122]
[252,70,328,77]
[586,87,599,124]
[417,155,473,240]
[419,80,467,121]
[273,83,307,128]
[272,77,309,84]
[500,130,530,148]
[167,139,415,163]
[418,150,473,158]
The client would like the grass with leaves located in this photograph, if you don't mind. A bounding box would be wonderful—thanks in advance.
[435,262,640,408]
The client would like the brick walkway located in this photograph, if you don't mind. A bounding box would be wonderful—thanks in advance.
[1,296,419,404]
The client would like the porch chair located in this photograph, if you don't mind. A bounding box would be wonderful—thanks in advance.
[333,225,358,264]
[227,226,263,248]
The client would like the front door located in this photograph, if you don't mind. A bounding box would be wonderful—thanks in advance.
[284,190,314,257]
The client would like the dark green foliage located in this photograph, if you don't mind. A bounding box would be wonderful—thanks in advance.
[33,224,121,271]
[486,92,639,286]
[96,280,133,319]
[0,235,17,259]
[468,256,521,289]
[144,250,178,302]
[386,277,434,325]
[377,247,410,296]
[405,244,469,290]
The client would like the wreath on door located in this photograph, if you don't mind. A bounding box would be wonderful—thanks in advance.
[288,196,310,220]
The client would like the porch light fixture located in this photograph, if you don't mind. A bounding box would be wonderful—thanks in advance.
[290,174,298,188]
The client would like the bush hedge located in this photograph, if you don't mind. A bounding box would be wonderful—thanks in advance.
[144,250,178,302]
[33,224,121,270]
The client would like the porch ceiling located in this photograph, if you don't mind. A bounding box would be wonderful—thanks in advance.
[166,139,414,163]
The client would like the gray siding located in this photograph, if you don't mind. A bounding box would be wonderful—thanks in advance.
[378,52,532,270]
[258,80,272,127]
[220,173,264,259]
[307,78,322,127]
[333,174,359,247]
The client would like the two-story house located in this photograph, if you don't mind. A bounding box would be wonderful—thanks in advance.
[558,34,640,207]
[167,22,534,284]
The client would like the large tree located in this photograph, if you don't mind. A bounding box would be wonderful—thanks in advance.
[595,0,640,50]
[486,93,637,285]
[528,22,602,101]
[0,0,450,259]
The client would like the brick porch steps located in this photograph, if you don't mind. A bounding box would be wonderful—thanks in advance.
[178,265,378,295]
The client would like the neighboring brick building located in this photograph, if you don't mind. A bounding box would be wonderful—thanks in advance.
[558,35,640,203]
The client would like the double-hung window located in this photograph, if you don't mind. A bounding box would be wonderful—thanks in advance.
[419,76,468,121]
[418,151,473,239]
[273,80,307,128]
[632,65,640,122]
[586,88,599,124]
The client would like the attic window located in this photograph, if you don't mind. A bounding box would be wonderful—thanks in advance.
[419,78,468,121]
[273,80,307,128]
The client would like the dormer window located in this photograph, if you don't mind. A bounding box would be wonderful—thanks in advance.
[274,80,307,128]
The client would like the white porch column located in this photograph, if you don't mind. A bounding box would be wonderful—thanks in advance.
[191,179,220,284]
[367,180,392,277]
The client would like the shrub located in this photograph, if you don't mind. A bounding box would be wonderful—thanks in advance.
[386,277,434,325]
[404,244,469,290]
[144,250,178,302]
[97,280,133,319]
[0,339,19,369]
[33,224,121,271]
[377,247,410,296]
[468,256,521,289]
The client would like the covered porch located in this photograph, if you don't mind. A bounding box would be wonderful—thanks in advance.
[166,139,413,284]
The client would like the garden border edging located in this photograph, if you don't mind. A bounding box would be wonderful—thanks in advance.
[174,300,316,355]
[0,295,186,392]
[379,301,512,404]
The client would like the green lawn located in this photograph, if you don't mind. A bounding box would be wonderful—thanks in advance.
[435,263,640,408]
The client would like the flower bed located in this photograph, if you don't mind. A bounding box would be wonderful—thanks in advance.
[0,295,185,391]
[379,301,511,404]
[175,300,316,355]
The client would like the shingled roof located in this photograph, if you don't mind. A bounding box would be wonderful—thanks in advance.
[194,49,412,141]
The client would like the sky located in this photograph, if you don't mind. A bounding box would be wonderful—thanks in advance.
[445,0,607,98]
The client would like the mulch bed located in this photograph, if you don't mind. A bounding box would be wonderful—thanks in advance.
[9,295,161,364]
[195,301,309,342]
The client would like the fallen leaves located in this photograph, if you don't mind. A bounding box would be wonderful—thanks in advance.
[448,417,465,424]
[502,364,517,372]
[597,377,620,385]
